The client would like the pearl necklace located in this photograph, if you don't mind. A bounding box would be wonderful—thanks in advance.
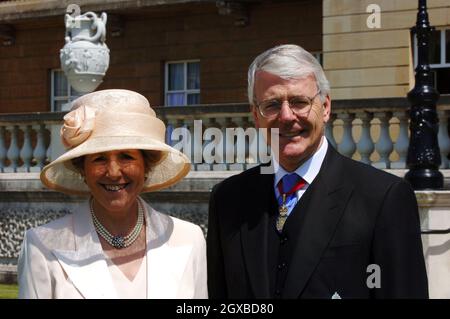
[90,198,144,249]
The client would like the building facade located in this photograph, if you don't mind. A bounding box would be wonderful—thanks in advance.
[0,0,449,298]
[0,0,322,113]
[323,0,450,99]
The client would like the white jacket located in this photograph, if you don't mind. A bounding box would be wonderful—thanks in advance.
[17,198,207,299]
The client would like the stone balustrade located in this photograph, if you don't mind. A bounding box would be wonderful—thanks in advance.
[0,113,62,173]
[1,97,450,173]
[328,97,450,169]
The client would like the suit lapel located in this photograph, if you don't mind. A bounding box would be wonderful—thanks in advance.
[240,169,274,298]
[282,146,354,298]
[51,201,117,298]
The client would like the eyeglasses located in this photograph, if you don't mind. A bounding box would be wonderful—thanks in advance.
[256,90,321,119]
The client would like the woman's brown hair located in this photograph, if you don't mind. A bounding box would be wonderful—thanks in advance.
[70,150,163,176]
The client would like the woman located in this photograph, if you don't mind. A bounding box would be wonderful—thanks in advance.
[17,89,207,298]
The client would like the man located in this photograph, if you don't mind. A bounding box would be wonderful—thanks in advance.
[207,44,428,299]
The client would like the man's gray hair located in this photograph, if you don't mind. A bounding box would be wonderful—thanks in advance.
[247,44,330,105]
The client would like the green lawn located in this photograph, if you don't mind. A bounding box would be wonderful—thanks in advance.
[0,284,18,299]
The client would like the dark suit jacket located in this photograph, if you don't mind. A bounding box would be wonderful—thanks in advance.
[207,144,428,299]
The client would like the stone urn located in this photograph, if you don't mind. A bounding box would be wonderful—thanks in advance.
[60,11,110,93]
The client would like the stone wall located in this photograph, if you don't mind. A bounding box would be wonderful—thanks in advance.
[416,191,450,299]
[323,0,450,99]
[0,204,68,264]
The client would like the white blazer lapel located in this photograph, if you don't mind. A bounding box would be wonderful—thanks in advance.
[143,202,193,299]
[52,201,117,299]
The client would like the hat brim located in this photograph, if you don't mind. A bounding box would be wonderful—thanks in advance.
[40,135,191,196]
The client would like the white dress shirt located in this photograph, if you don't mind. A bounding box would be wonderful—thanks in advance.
[273,137,328,215]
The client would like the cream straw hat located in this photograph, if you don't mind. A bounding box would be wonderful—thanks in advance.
[40,89,190,196]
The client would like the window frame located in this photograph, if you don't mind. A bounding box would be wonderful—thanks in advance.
[312,52,323,66]
[50,69,82,112]
[413,28,450,68]
[413,28,450,94]
[164,60,200,106]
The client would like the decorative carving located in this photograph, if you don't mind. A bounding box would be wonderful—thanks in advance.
[60,11,110,94]
[0,208,70,262]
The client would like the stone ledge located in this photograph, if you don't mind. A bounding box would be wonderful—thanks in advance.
[0,0,206,22]
[416,191,450,207]
[2,96,450,120]
[0,265,17,285]
[3,170,450,203]
[2,169,450,186]
[0,171,240,195]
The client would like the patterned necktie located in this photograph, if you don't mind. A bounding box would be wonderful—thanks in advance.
[276,173,306,232]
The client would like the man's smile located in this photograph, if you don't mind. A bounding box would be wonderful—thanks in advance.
[279,129,307,139]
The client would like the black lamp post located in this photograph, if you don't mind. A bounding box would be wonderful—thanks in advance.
[405,0,443,189]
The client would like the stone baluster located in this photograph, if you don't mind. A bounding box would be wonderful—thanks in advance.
[226,117,246,171]
[183,118,197,171]
[0,126,6,172]
[6,125,20,172]
[337,112,356,158]
[356,112,374,165]
[196,117,211,171]
[225,116,243,171]
[162,116,172,146]
[48,122,64,163]
[19,125,33,172]
[391,111,410,169]
[33,124,48,171]
[205,117,226,171]
[46,132,52,165]
[167,117,191,168]
[159,117,172,145]
[374,112,393,169]
[245,115,259,170]
[224,117,235,169]
[325,113,337,149]
[438,110,450,169]
[164,117,174,146]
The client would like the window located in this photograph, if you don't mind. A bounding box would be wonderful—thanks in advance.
[312,52,323,66]
[50,70,84,111]
[165,61,200,106]
[414,29,450,94]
